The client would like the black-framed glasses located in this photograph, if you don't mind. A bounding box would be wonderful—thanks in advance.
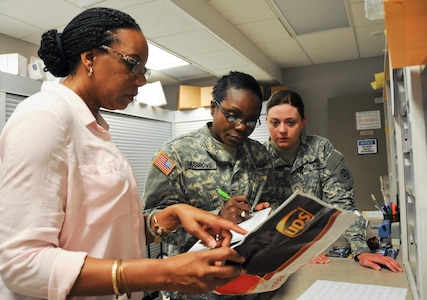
[214,101,261,128]
[99,45,151,79]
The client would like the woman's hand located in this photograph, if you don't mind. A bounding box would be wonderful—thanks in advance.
[310,253,331,264]
[160,247,246,294]
[158,204,248,249]
[356,252,404,272]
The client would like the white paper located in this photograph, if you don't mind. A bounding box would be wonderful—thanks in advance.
[362,210,384,218]
[188,207,272,252]
[297,280,407,300]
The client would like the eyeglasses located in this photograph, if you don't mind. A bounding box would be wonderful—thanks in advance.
[99,45,151,79]
[214,101,261,128]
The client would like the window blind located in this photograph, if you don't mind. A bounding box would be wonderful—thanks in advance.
[101,111,172,196]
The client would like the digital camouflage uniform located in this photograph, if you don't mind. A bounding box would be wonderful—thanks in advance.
[143,123,279,300]
[265,134,371,259]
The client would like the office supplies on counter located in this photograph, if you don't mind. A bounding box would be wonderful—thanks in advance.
[382,202,400,222]
[378,219,391,239]
[325,246,352,258]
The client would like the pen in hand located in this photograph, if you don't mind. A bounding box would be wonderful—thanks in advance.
[217,188,253,216]
[217,188,230,199]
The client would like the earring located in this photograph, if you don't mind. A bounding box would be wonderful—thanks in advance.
[88,67,93,77]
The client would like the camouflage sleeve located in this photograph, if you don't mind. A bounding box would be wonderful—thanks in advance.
[142,148,186,212]
[142,146,195,248]
[322,149,371,256]
[263,159,280,210]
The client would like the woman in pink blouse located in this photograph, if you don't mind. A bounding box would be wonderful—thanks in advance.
[0,7,246,300]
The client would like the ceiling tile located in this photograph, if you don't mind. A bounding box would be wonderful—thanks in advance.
[0,0,83,30]
[236,19,291,44]
[152,64,213,83]
[209,0,276,24]
[0,14,44,38]
[351,1,384,26]
[355,23,386,57]
[257,39,312,68]
[191,49,250,72]
[0,0,387,86]
[154,29,229,58]
[125,0,201,39]
[272,0,349,35]
[77,0,154,10]
[297,28,358,64]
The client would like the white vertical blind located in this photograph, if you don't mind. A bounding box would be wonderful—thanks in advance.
[101,111,172,196]
[101,111,172,260]
[5,93,26,120]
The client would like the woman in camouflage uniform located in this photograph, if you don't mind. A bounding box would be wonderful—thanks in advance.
[143,71,279,300]
[264,89,403,273]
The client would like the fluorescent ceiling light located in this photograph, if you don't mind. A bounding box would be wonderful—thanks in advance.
[146,42,189,70]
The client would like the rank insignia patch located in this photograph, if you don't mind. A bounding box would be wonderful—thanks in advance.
[153,151,176,176]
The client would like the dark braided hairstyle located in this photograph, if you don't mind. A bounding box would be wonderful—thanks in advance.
[212,71,263,104]
[38,7,141,77]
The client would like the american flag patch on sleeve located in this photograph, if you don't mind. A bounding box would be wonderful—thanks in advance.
[153,151,176,176]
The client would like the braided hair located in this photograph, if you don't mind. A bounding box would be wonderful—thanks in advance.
[212,71,263,104]
[38,7,141,77]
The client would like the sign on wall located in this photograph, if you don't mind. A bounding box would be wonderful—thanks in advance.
[355,110,381,130]
[356,138,378,155]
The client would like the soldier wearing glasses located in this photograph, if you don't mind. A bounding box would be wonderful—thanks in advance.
[144,71,279,300]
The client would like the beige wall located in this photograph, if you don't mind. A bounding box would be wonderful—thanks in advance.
[281,56,384,138]
[0,33,39,61]
[328,94,387,211]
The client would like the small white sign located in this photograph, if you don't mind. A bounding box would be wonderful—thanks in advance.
[356,110,381,130]
[357,138,378,155]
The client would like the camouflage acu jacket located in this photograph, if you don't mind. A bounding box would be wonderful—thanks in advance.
[142,123,279,300]
[265,134,371,257]
[143,123,278,251]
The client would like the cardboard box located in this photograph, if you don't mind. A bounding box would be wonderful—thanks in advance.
[178,85,200,110]
[0,53,28,77]
[200,86,214,107]
[262,85,288,100]
[271,85,288,94]
[384,0,427,68]
[178,85,214,110]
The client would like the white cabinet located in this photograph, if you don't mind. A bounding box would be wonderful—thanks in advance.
[385,64,427,300]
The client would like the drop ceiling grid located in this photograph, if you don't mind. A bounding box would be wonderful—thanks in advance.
[297,28,359,64]
[256,38,312,68]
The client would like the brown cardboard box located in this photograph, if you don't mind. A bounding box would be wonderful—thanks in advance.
[178,85,214,109]
[384,0,427,68]
[200,86,214,107]
[178,85,200,110]
[271,85,288,94]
